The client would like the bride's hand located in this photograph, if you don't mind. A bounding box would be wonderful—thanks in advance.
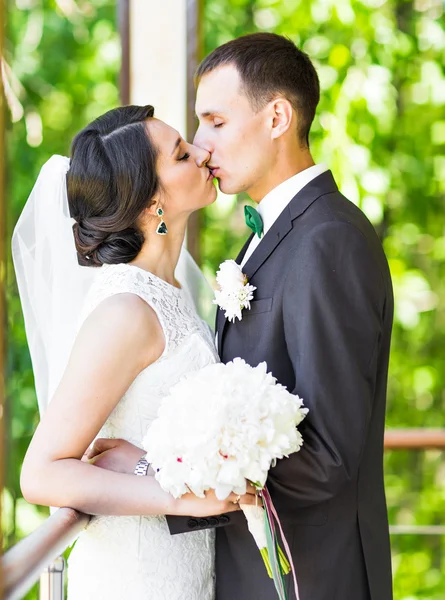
[85,439,258,517]
[172,484,258,518]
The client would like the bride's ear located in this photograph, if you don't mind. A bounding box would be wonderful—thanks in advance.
[270,97,294,140]
[138,204,158,230]
[142,199,161,219]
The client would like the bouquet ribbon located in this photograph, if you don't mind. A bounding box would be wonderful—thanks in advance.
[262,486,300,600]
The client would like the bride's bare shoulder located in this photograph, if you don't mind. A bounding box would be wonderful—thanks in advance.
[77,293,165,368]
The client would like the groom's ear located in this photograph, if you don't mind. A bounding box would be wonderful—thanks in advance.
[270,97,294,140]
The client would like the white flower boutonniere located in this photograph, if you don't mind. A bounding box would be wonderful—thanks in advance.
[213,260,256,323]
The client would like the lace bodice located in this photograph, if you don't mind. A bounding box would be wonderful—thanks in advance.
[76,262,218,442]
[67,262,218,600]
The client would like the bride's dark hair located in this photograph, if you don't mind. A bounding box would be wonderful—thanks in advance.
[67,105,158,267]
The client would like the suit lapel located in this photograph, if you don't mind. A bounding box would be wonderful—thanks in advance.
[236,233,255,265]
[217,170,338,356]
[242,208,292,281]
[216,233,254,356]
[216,308,224,356]
[243,170,338,280]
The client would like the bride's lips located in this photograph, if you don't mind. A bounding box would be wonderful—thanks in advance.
[208,166,219,178]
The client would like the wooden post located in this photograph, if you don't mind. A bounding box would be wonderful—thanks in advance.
[185,0,204,265]
[128,0,187,132]
[119,0,202,263]
[0,0,6,595]
[118,0,130,106]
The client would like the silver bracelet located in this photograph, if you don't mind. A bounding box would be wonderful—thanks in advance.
[134,453,150,476]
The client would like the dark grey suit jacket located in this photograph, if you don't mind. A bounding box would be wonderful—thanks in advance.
[168,171,393,600]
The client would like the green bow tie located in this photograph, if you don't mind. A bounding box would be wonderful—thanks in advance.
[244,205,264,238]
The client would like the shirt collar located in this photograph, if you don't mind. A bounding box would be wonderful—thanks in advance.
[258,163,328,235]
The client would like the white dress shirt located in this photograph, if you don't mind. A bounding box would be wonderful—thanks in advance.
[240,163,328,268]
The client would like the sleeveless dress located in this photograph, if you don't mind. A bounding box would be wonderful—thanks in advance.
[67,262,218,600]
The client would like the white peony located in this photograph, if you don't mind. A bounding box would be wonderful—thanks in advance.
[215,259,246,289]
[142,359,308,500]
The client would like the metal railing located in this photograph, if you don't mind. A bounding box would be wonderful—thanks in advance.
[2,508,89,600]
[2,428,445,599]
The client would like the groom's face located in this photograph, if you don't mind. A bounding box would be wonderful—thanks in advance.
[194,65,272,200]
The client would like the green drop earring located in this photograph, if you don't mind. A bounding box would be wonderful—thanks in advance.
[156,207,168,235]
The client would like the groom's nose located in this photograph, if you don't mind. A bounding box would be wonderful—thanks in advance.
[193,127,211,154]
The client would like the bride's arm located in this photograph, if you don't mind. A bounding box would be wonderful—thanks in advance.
[20,293,248,517]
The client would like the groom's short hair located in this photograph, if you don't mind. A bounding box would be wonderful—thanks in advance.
[196,32,320,148]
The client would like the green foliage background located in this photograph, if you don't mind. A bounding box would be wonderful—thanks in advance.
[2,0,444,598]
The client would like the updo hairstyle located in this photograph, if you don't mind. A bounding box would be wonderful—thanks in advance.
[67,105,159,267]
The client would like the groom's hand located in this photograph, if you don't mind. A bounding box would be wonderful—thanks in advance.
[83,438,145,474]
[173,485,257,518]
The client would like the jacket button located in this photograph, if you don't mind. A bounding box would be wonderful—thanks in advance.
[188,519,198,529]
[209,517,219,526]
[198,518,209,527]
[219,515,230,524]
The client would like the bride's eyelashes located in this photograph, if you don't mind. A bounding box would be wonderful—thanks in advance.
[178,152,190,161]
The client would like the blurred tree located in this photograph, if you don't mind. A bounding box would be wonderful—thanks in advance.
[3,0,444,598]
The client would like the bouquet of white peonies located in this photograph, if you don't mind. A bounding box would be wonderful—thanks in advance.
[142,358,308,600]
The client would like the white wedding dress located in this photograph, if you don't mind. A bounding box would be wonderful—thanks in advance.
[67,262,218,600]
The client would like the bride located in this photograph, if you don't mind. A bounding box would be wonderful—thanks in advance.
[13,105,254,599]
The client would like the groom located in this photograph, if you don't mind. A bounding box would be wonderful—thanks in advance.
[94,33,394,600]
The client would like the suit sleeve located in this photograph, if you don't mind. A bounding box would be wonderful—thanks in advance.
[267,220,385,508]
